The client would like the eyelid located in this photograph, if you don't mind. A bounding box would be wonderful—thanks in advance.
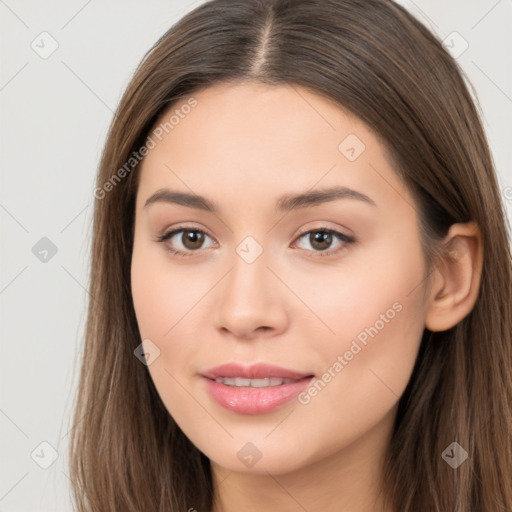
[294,222,352,238]
[159,226,215,241]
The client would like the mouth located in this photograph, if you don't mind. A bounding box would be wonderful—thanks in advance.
[211,376,300,387]
[201,363,315,414]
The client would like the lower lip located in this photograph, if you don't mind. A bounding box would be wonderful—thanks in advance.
[203,377,314,414]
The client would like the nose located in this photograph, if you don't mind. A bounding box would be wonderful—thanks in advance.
[213,245,289,341]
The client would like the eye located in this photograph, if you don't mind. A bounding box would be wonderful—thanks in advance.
[155,225,355,258]
[155,226,216,257]
[292,227,355,257]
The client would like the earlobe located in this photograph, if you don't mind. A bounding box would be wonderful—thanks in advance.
[424,221,483,332]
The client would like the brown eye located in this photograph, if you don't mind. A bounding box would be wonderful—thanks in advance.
[156,227,215,257]
[308,231,333,251]
[294,228,355,257]
[181,229,205,250]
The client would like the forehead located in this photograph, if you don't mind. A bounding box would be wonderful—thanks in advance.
[137,82,413,215]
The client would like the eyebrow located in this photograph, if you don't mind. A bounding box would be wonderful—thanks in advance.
[143,185,377,212]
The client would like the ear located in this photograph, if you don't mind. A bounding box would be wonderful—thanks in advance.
[424,221,483,332]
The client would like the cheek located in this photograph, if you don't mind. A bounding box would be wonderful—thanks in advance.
[131,241,207,340]
[131,246,207,429]
[130,242,221,392]
[277,229,426,355]
[288,283,425,467]
[295,237,427,423]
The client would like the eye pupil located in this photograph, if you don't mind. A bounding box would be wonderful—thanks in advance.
[311,231,332,250]
[183,230,204,249]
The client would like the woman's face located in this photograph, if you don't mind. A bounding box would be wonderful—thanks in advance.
[131,82,429,475]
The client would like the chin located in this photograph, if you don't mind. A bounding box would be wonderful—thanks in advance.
[196,434,320,476]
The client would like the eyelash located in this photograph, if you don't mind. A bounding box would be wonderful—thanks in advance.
[155,225,356,258]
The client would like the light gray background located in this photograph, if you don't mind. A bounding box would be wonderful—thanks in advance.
[1,1,511,510]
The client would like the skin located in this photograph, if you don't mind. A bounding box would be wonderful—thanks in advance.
[130,81,483,512]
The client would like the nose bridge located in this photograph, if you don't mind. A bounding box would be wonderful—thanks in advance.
[226,234,272,304]
[213,232,288,337]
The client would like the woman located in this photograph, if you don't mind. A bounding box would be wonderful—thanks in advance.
[69,0,512,510]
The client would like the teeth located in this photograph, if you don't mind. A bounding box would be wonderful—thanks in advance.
[251,378,270,387]
[214,377,295,387]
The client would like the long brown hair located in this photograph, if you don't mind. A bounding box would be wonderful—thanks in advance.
[68,0,512,510]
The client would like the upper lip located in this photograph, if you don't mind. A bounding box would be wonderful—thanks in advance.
[202,363,313,380]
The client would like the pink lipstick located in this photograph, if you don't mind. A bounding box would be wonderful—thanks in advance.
[202,363,314,414]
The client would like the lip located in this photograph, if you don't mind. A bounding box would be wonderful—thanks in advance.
[202,363,312,380]
[201,363,314,415]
